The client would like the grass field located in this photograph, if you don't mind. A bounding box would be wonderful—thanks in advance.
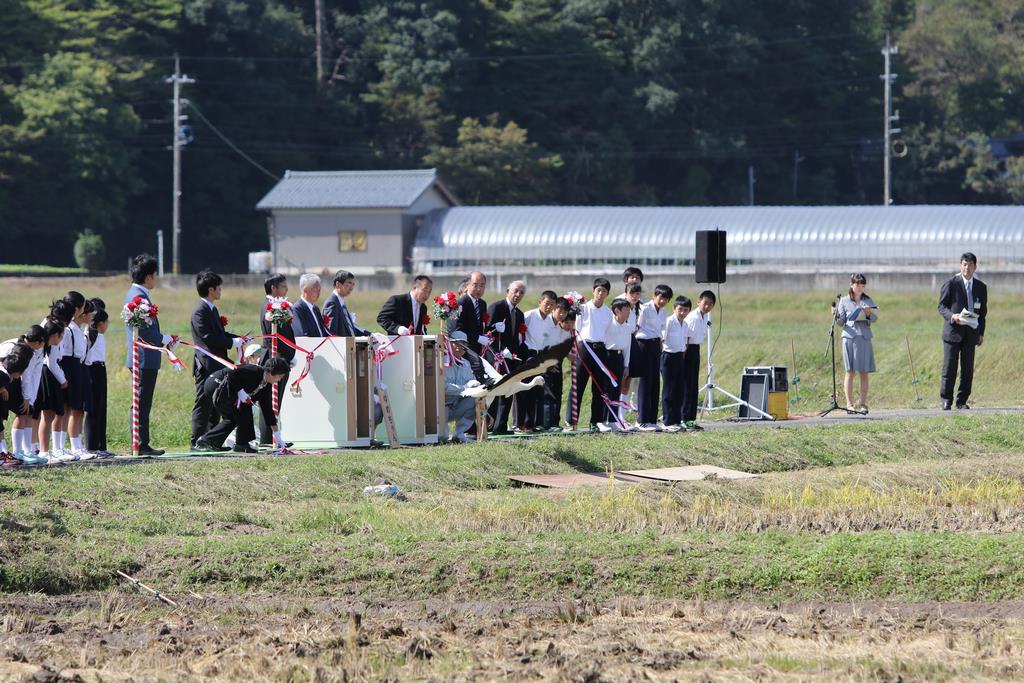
[3,276,1024,681]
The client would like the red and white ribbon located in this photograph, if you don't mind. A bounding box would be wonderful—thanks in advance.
[134,339,188,372]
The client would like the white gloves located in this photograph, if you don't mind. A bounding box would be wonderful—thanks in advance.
[466,379,481,388]
[502,348,513,359]
[396,325,411,335]
[477,335,491,346]
[272,431,285,448]
[236,389,251,407]
[161,334,173,345]
[494,321,506,333]
[231,337,244,349]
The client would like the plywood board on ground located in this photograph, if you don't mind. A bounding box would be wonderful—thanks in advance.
[509,473,639,488]
[619,465,757,482]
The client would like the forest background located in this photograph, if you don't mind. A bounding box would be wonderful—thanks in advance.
[1,0,1021,272]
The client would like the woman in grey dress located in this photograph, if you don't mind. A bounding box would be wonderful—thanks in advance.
[834,273,878,413]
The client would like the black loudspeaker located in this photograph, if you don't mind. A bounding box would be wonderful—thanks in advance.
[695,230,727,283]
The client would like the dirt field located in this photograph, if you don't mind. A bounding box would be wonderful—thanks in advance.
[3,593,1023,682]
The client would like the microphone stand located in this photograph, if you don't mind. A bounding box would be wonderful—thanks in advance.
[818,295,853,417]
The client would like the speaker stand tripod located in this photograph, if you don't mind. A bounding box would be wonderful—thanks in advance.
[818,297,855,417]
[699,318,775,420]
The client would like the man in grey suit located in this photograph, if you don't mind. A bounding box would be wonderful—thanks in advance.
[124,254,173,455]
[938,252,988,410]
[323,270,368,337]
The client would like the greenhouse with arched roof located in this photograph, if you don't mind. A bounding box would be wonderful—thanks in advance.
[412,205,1024,275]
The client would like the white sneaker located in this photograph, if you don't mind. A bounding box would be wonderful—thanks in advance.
[54,450,78,462]
[78,451,97,461]
[663,424,683,433]
[636,423,658,432]
[596,422,613,433]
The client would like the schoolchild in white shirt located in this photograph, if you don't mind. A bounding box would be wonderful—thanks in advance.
[634,284,672,431]
[1,325,48,462]
[681,290,716,430]
[85,303,110,455]
[597,299,633,431]
[620,282,643,422]
[521,290,559,430]
[661,296,692,432]
[39,299,76,461]
[66,296,96,457]
[573,278,613,431]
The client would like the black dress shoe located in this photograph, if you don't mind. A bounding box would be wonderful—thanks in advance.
[956,403,970,410]
[233,445,258,454]
[941,400,952,410]
[194,440,229,453]
[137,446,165,456]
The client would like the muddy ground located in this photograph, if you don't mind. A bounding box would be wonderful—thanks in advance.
[2,594,1023,681]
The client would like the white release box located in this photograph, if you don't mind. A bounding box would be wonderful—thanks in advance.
[279,336,374,448]
[375,335,446,445]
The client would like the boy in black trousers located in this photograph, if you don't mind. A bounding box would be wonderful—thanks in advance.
[660,296,691,432]
[681,290,715,431]
[634,284,672,431]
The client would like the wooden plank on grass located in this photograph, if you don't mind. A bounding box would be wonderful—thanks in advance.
[619,465,758,481]
[510,473,637,488]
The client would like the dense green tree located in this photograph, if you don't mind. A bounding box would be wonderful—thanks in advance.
[425,114,563,203]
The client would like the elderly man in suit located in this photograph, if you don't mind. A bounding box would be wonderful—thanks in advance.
[452,271,489,354]
[292,273,329,338]
[323,270,368,337]
[938,252,988,410]
[377,275,433,335]
[486,280,527,434]
[189,270,244,449]
[124,254,173,456]
[258,273,296,446]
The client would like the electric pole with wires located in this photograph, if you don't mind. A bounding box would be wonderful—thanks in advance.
[166,54,195,275]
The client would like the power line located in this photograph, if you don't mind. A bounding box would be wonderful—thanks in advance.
[185,101,281,182]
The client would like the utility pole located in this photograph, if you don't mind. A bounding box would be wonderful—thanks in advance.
[881,32,900,207]
[166,54,195,275]
[314,0,324,83]
[792,149,805,202]
[747,165,756,206]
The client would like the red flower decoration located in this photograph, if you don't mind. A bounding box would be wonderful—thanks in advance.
[132,296,143,305]
[422,314,431,326]
[281,301,291,309]
[265,302,273,311]
[322,313,331,326]
[447,293,457,304]
[434,295,443,304]
[126,302,137,311]
[482,312,490,324]
[220,315,228,327]
[149,304,159,317]
[518,323,528,336]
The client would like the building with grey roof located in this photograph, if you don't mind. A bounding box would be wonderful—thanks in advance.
[256,169,458,275]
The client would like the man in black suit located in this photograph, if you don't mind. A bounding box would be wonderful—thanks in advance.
[486,280,527,433]
[194,356,290,453]
[292,273,329,338]
[323,270,368,337]
[377,275,433,335]
[190,270,243,448]
[452,271,489,354]
[258,274,296,446]
[938,252,987,410]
